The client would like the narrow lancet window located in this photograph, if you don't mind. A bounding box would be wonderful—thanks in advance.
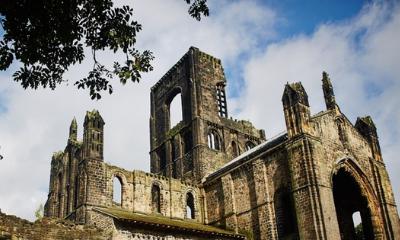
[113,177,122,206]
[151,185,161,213]
[232,141,239,157]
[186,193,195,219]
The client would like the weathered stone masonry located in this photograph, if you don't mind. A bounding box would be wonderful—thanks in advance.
[45,47,400,239]
[150,48,265,184]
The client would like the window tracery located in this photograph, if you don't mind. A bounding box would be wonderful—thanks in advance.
[208,130,222,151]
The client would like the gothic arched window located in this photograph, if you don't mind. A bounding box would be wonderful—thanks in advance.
[232,141,239,157]
[165,88,183,130]
[208,130,222,151]
[186,192,195,219]
[113,177,122,207]
[151,184,161,213]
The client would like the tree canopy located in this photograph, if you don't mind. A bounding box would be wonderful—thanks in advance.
[0,0,209,99]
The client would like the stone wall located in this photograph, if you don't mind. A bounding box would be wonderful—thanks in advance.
[204,142,292,239]
[130,170,201,221]
[0,209,104,239]
[202,78,400,239]
[46,110,204,225]
[150,47,265,184]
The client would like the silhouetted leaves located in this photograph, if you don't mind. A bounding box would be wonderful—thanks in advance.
[186,0,209,21]
[0,0,208,100]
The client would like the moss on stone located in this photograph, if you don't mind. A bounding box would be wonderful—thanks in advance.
[94,207,242,236]
[166,121,182,140]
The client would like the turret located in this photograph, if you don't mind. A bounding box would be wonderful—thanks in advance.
[321,71,337,111]
[83,110,105,160]
[69,117,77,141]
[282,82,312,138]
[355,116,383,162]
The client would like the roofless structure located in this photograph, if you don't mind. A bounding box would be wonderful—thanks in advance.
[45,47,400,239]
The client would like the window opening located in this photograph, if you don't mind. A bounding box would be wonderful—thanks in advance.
[159,146,166,172]
[333,169,373,240]
[208,130,222,151]
[275,190,296,238]
[232,141,239,157]
[113,177,122,206]
[186,193,195,219]
[171,139,176,161]
[57,173,63,217]
[245,141,255,151]
[74,176,78,209]
[208,132,215,148]
[169,93,182,129]
[66,185,70,215]
[151,185,161,213]
[183,132,192,154]
[216,84,228,117]
[353,211,364,239]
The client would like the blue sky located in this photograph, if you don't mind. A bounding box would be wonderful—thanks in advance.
[0,0,399,223]
[270,0,367,35]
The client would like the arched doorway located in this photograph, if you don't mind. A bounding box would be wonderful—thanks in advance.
[332,160,383,240]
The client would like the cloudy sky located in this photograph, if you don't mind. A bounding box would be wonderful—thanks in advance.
[1,0,399,221]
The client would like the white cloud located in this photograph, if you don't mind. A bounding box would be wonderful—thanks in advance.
[1,0,399,222]
[0,0,279,221]
[236,0,400,206]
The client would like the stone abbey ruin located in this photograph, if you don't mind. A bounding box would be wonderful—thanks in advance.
[44,47,400,239]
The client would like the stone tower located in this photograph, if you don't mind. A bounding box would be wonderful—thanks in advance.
[355,116,383,162]
[69,117,77,141]
[282,81,341,239]
[45,110,107,223]
[282,82,312,138]
[322,71,337,111]
[82,110,105,160]
[150,47,265,183]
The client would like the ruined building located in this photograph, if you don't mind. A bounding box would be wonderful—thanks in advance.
[45,47,400,239]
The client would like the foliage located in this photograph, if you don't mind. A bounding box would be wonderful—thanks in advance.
[355,223,365,240]
[0,0,208,100]
[35,203,44,221]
